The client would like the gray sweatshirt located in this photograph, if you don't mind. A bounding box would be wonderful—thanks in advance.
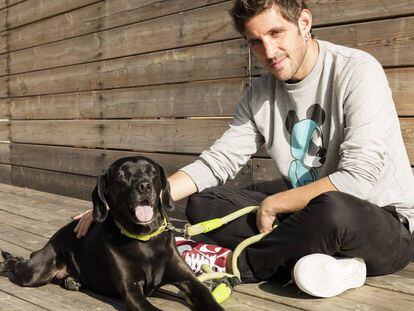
[181,40,414,233]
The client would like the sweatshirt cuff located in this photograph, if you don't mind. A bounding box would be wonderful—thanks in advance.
[328,170,373,200]
[179,160,220,192]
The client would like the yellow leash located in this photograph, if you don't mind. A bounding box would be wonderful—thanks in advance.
[184,205,260,237]
[181,205,277,304]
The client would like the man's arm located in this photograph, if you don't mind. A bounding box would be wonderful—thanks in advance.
[168,170,197,202]
[256,176,337,233]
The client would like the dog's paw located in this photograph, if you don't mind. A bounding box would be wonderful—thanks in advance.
[64,277,82,291]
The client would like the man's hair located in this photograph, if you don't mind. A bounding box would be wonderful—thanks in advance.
[229,0,308,35]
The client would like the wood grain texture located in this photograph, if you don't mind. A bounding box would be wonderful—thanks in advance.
[0,208,60,238]
[0,163,10,183]
[6,39,248,97]
[6,2,238,74]
[3,0,101,30]
[0,289,48,311]
[0,257,185,310]
[0,50,6,77]
[314,16,414,67]
[0,222,48,251]
[1,0,225,34]
[10,119,230,153]
[386,67,414,116]
[0,182,90,224]
[0,120,9,141]
[11,165,96,201]
[0,7,5,32]
[161,284,299,310]
[0,96,9,118]
[0,0,25,10]
[6,78,246,119]
[235,280,414,311]
[309,0,414,26]
[0,75,6,98]
[10,143,198,176]
[0,276,129,311]
[401,118,414,164]
[4,0,231,55]
[365,269,414,296]
[0,141,9,163]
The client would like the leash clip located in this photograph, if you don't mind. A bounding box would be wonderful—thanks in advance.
[166,222,191,239]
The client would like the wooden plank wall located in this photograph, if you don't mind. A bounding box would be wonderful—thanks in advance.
[0,0,413,220]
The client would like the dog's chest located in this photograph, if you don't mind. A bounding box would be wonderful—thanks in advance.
[106,237,173,289]
[109,234,173,264]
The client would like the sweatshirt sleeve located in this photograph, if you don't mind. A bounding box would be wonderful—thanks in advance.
[329,56,396,199]
[180,87,265,192]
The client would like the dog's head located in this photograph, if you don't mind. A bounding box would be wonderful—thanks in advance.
[91,156,173,234]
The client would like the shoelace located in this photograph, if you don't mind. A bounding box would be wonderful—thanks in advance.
[184,253,225,274]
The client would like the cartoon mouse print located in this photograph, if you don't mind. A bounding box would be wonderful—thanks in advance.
[285,104,327,188]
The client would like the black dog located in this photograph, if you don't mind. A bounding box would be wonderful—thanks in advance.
[0,156,223,311]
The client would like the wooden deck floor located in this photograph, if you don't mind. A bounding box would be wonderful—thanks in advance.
[0,183,414,310]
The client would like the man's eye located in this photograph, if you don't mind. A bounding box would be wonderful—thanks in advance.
[248,39,261,47]
[270,30,281,37]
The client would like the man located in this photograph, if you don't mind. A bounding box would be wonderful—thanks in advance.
[75,0,414,298]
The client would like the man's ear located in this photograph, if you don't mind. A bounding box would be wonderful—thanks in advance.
[159,165,174,211]
[298,9,312,36]
[92,172,109,222]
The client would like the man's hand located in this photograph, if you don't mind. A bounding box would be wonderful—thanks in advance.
[73,209,94,238]
[256,193,286,233]
[256,177,338,233]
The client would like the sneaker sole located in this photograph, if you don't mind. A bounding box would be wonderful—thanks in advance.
[293,253,366,298]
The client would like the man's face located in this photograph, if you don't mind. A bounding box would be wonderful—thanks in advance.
[244,5,309,82]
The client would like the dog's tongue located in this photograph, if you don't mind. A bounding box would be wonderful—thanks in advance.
[135,204,154,222]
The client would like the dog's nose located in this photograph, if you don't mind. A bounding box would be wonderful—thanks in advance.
[137,181,152,193]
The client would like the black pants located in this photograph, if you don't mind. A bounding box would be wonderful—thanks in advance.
[186,187,414,283]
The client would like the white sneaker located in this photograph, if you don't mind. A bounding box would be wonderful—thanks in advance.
[293,253,366,298]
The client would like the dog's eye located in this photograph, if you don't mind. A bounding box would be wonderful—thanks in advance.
[152,170,157,176]
[118,170,130,179]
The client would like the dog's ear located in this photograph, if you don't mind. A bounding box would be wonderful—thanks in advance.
[159,165,174,211]
[92,172,109,222]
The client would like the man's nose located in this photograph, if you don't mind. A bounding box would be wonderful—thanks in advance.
[263,39,277,59]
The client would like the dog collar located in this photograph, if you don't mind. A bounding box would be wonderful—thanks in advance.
[115,214,168,241]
